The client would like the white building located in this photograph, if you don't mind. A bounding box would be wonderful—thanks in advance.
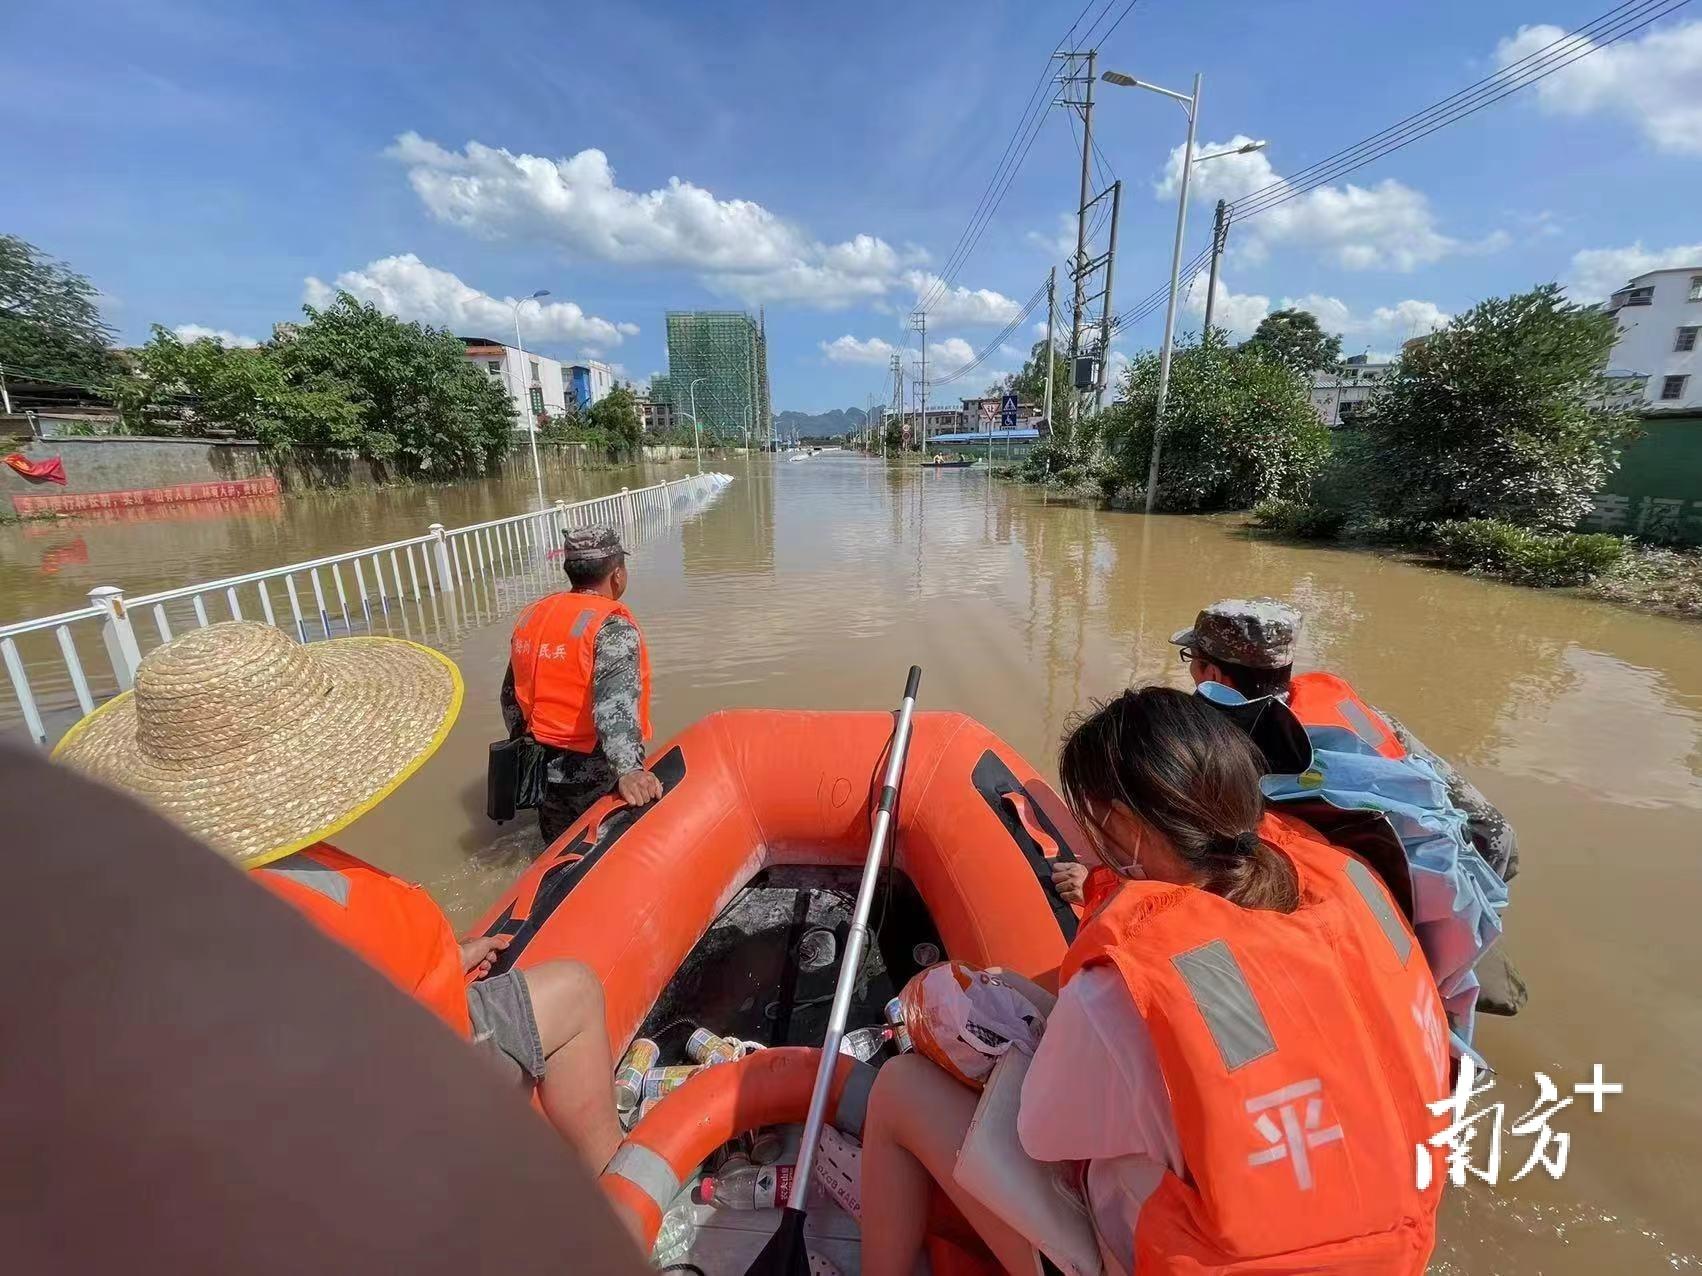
[463,338,568,427]
[1603,266,1702,412]
[1309,355,1394,427]
[567,360,616,410]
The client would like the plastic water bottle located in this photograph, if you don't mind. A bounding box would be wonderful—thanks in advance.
[651,1201,696,1267]
[837,1026,891,1061]
[695,1161,795,1210]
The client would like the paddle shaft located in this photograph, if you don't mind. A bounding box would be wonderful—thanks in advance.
[786,666,922,1210]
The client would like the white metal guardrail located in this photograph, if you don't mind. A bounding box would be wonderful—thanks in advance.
[2,473,734,748]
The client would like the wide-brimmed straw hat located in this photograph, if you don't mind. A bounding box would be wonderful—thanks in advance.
[53,621,463,868]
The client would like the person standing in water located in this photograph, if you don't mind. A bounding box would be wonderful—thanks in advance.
[861,688,1447,1276]
[502,525,662,843]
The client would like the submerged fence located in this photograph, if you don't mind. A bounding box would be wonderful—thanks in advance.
[1,473,734,748]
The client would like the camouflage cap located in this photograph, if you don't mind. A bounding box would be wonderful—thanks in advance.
[560,525,626,563]
[1170,597,1302,670]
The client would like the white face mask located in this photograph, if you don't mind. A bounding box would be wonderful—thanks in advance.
[1083,802,1148,881]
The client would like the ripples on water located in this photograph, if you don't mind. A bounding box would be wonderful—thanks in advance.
[7,452,1701,1272]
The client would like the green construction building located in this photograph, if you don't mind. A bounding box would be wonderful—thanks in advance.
[663,310,772,446]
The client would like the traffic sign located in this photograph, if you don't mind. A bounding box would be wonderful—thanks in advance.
[1000,393,1019,429]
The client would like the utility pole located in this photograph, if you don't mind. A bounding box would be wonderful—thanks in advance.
[1202,199,1228,337]
[1145,72,1202,515]
[911,312,928,454]
[1042,267,1057,434]
[0,362,11,416]
[1054,48,1096,441]
[1094,180,1123,411]
[887,351,902,459]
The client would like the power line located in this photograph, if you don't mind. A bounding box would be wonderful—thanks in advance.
[1107,0,1691,339]
[913,1,1101,317]
[933,280,1049,387]
[1231,0,1689,221]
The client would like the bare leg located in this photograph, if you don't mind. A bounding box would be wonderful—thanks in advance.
[861,1054,1037,1276]
[520,959,625,1175]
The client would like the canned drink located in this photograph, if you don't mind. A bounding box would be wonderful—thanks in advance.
[613,1037,660,1112]
[686,1027,740,1066]
[884,996,913,1053]
[642,1065,701,1102]
[747,1129,784,1166]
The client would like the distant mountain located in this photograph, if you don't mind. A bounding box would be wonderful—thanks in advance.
[775,405,868,439]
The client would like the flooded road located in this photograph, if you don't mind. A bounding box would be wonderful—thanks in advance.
[9,452,1702,1271]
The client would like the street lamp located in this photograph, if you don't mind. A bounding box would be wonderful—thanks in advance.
[687,376,708,473]
[1100,69,1208,514]
[512,288,550,508]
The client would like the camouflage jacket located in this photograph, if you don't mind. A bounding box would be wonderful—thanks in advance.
[500,615,646,782]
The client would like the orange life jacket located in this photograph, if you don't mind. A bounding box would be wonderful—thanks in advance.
[254,843,470,1037]
[1060,811,1448,1274]
[510,591,653,752]
[1287,670,1406,761]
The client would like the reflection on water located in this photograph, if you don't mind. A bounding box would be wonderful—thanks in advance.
[11,452,1702,1271]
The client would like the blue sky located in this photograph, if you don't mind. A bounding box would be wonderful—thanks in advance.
[5,0,1700,412]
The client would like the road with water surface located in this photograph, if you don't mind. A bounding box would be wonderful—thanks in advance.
[5,451,1700,1272]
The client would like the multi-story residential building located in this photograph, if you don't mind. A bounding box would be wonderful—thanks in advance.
[662,310,772,444]
[1603,266,1702,412]
[636,397,676,434]
[1309,355,1394,427]
[566,360,615,410]
[463,337,567,426]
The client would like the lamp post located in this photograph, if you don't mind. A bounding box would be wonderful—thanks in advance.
[687,376,708,473]
[512,288,550,508]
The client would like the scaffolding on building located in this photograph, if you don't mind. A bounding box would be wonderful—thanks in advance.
[663,310,773,448]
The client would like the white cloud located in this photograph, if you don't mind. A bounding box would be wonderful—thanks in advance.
[391,132,933,310]
[173,323,259,348]
[925,337,977,375]
[1026,213,1077,258]
[1567,241,1702,300]
[1495,21,1702,155]
[1182,273,1272,336]
[302,254,636,347]
[901,272,1022,325]
[1158,135,1485,272]
[820,334,899,365]
[1279,292,1450,343]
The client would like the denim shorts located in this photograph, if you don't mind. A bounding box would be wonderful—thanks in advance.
[467,969,547,1083]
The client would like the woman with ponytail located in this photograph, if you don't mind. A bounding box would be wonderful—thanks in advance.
[862,687,1446,1276]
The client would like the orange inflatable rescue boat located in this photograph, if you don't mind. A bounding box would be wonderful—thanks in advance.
[471,707,1089,1273]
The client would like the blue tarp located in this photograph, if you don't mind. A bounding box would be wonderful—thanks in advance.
[1198,682,1509,1062]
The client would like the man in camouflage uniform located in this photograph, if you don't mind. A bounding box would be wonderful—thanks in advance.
[502,527,661,843]
[1170,598,1525,1014]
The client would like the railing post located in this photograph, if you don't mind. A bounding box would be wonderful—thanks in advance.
[621,486,636,526]
[661,479,671,525]
[87,585,142,690]
[553,500,568,544]
[428,524,455,594]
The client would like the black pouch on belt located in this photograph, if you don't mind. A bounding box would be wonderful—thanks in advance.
[486,737,550,822]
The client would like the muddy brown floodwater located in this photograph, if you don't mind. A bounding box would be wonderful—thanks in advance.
[5,451,1700,1272]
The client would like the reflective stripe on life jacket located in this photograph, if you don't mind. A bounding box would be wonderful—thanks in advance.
[1288,671,1406,760]
[1059,811,1448,1274]
[511,591,653,752]
[255,843,470,1036]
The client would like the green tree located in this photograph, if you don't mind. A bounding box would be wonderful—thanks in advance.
[125,326,359,446]
[1352,283,1634,533]
[275,293,514,475]
[586,384,643,451]
[1099,331,1332,511]
[0,234,117,387]
[1240,308,1343,374]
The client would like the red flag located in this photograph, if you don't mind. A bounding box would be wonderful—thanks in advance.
[3,453,68,485]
